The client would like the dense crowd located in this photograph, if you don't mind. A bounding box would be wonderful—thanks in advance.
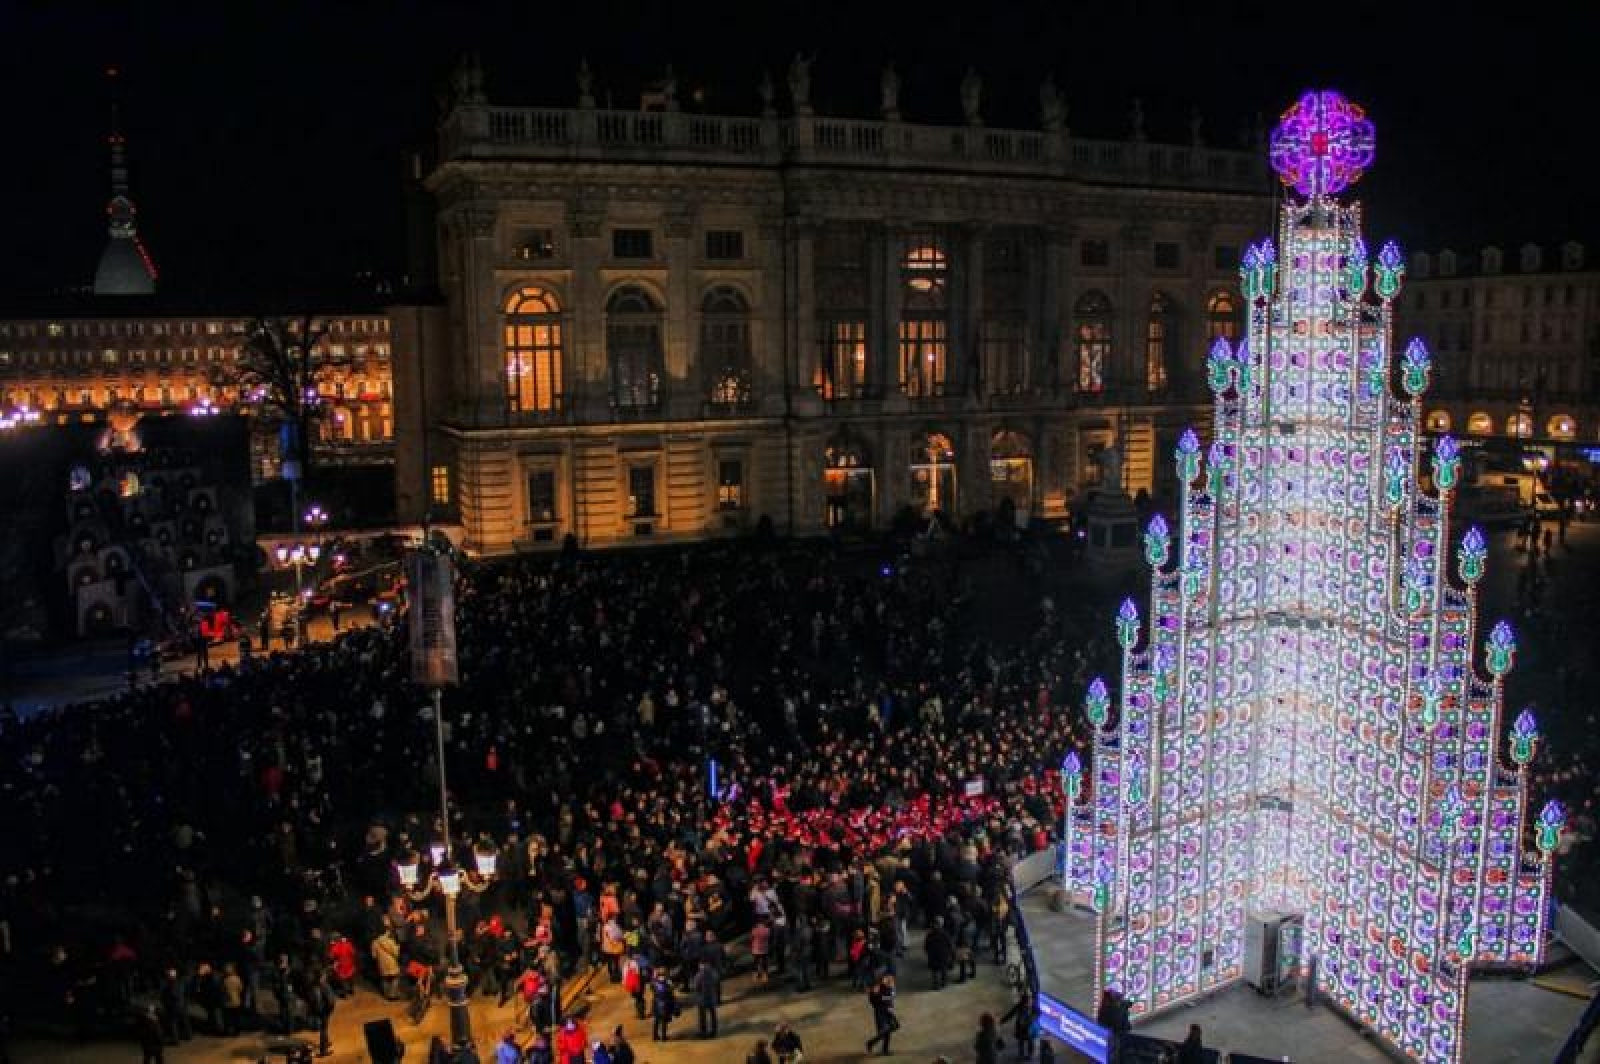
[0,515,1593,1062]
[0,538,1106,1060]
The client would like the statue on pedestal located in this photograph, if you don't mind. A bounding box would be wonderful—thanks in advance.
[576,59,594,108]
[662,64,679,111]
[758,70,775,117]
[881,63,901,120]
[1129,97,1146,141]
[1096,445,1125,494]
[1188,105,1204,147]
[960,67,983,126]
[1040,74,1067,133]
[788,53,813,113]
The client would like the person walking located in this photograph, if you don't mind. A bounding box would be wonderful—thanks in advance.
[1000,990,1036,1060]
[609,1025,636,1064]
[750,917,772,985]
[650,973,677,1042]
[772,1022,804,1064]
[309,967,337,1057]
[1176,1024,1205,1064]
[974,1012,1006,1064]
[372,929,402,1001]
[220,962,245,1035]
[864,973,898,1056]
[791,912,813,991]
[495,1030,523,1064]
[269,954,296,1035]
[924,917,954,990]
[692,958,720,1039]
[138,1005,166,1064]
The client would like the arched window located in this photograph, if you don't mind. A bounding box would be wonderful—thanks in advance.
[1074,291,1112,394]
[1466,412,1493,435]
[900,239,948,397]
[504,287,563,413]
[1146,292,1180,393]
[606,286,664,410]
[910,431,957,515]
[1547,415,1576,439]
[1425,410,1452,433]
[701,287,752,407]
[1507,411,1533,438]
[1206,291,1241,342]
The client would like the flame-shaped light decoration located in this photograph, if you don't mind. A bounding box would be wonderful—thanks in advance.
[1085,677,1111,729]
[1207,337,1235,394]
[1419,672,1444,733]
[1433,435,1461,492]
[1485,620,1517,679]
[1384,449,1410,509]
[1176,428,1202,487]
[1509,709,1539,767]
[1438,784,1465,842]
[1144,514,1171,568]
[1061,749,1084,800]
[1459,526,1487,585]
[1345,236,1369,297]
[1126,748,1147,807]
[1374,239,1406,301]
[1536,801,1566,855]
[1116,598,1140,651]
[1207,441,1230,497]
[1234,338,1254,393]
[1401,337,1432,397]
[1403,556,1431,615]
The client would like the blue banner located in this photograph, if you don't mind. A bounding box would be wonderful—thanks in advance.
[1037,991,1110,1063]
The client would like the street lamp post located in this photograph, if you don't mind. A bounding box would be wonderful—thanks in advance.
[408,546,473,1060]
[273,541,321,645]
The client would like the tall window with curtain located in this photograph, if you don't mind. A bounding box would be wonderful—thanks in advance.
[899,237,948,398]
[504,286,563,412]
[1206,291,1241,342]
[1146,291,1180,393]
[606,286,664,410]
[1074,290,1112,394]
[700,286,753,407]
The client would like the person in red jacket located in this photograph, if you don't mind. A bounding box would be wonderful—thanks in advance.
[326,933,357,997]
[555,1016,589,1063]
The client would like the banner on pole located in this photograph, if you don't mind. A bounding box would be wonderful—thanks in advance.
[408,550,458,686]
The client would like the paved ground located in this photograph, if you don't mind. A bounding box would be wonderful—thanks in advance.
[9,938,1021,1063]
[4,605,378,718]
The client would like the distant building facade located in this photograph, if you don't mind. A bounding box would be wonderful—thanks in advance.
[405,62,1275,553]
[0,306,396,475]
[1397,241,1599,444]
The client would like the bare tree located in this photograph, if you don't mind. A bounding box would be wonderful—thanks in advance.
[223,313,348,478]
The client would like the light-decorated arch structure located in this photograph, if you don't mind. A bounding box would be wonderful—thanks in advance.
[1061,90,1564,1064]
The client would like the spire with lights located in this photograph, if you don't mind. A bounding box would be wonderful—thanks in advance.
[93,66,158,296]
[1059,90,1562,1064]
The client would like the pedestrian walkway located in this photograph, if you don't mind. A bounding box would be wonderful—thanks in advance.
[10,938,1020,1063]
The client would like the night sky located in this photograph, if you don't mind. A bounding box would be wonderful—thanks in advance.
[2,1,1594,302]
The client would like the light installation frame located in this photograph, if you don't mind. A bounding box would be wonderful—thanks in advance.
[1060,89,1564,1064]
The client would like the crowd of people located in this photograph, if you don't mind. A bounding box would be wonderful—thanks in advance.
[0,537,1109,1060]
[0,510,1592,1062]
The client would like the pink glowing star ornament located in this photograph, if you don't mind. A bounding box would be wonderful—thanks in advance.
[1269,89,1376,200]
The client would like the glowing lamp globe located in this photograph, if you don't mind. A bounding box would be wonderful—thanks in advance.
[396,851,420,888]
[429,841,447,866]
[1269,89,1376,200]
[438,866,461,897]
[474,845,498,878]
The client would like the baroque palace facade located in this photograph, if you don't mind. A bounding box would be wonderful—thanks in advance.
[404,63,1275,553]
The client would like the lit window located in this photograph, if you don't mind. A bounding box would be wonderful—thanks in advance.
[819,319,867,400]
[900,238,948,397]
[627,464,657,517]
[1146,292,1180,392]
[702,287,752,406]
[608,287,664,409]
[1206,291,1241,341]
[526,469,556,522]
[515,228,558,260]
[717,459,744,510]
[1074,291,1112,393]
[504,286,564,413]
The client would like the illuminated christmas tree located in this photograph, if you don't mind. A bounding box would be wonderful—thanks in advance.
[1062,90,1564,1064]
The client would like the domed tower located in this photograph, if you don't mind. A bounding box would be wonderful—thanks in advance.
[92,67,157,297]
